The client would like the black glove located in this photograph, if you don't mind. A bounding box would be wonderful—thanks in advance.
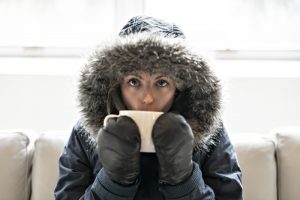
[97,116,141,185]
[152,113,194,185]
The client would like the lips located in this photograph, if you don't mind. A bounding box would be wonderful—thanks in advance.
[137,107,159,112]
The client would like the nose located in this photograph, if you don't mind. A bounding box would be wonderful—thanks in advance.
[142,92,154,104]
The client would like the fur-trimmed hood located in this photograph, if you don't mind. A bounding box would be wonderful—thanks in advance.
[78,33,222,152]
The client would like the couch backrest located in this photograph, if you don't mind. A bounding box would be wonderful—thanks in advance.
[275,128,300,200]
[30,131,69,200]
[2,129,299,200]
[231,133,277,200]
[32,131,278,200]
[0,131,32,200]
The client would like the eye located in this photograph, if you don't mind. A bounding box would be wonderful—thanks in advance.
[128,78,140,87]
[156,79,169,87]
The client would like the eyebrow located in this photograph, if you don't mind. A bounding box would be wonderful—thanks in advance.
[154,75,170,80]
[125,74,142,79]
[124,74,170,80]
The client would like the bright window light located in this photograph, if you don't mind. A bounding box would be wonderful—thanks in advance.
[0,0,115,47]
[144,0,300,50]
[0,0,299,59]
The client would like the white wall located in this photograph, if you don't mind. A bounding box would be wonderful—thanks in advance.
[222,78,300,134]
[0,74,79,133]
[1,58,300,134]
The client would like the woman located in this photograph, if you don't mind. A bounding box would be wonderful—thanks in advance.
[54,16,243,199]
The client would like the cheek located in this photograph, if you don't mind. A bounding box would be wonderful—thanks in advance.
[159,89,176,111]
[121,87,139,109]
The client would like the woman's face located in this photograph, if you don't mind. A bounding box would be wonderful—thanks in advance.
[121,72,176,112]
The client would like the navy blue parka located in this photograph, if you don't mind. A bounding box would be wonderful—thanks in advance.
[55,121,242,199]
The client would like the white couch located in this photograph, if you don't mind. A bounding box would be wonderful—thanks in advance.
[0,128,300,200]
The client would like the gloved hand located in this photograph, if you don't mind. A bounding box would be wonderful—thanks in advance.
[152,113,194,185]
[97,116,141,185]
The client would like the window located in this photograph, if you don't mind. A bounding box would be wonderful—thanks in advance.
[0,0,115,47]
[144,0,300,51]
[0,0,299,59]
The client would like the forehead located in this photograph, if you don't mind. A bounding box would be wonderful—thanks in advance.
[123,71,171,79]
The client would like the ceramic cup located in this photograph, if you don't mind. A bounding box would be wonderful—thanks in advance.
[104,110,163,152]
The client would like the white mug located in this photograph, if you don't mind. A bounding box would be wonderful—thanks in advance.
[103,110,163,152]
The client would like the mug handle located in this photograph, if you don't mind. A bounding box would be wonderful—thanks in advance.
[103,114,119,126]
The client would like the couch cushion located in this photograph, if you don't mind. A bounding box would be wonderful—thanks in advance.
[275,127,300,200]
[31,131,69,200]
[230,133,277,200]
[0,131,32,200]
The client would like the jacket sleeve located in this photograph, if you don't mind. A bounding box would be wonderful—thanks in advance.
[54,122,140,200]
[159,126,243,200]
[201,127,243,199]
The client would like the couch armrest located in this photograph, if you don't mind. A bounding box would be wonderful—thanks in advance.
[0,131,33,200]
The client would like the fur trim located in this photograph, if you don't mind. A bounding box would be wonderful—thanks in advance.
[78,33,222,152]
